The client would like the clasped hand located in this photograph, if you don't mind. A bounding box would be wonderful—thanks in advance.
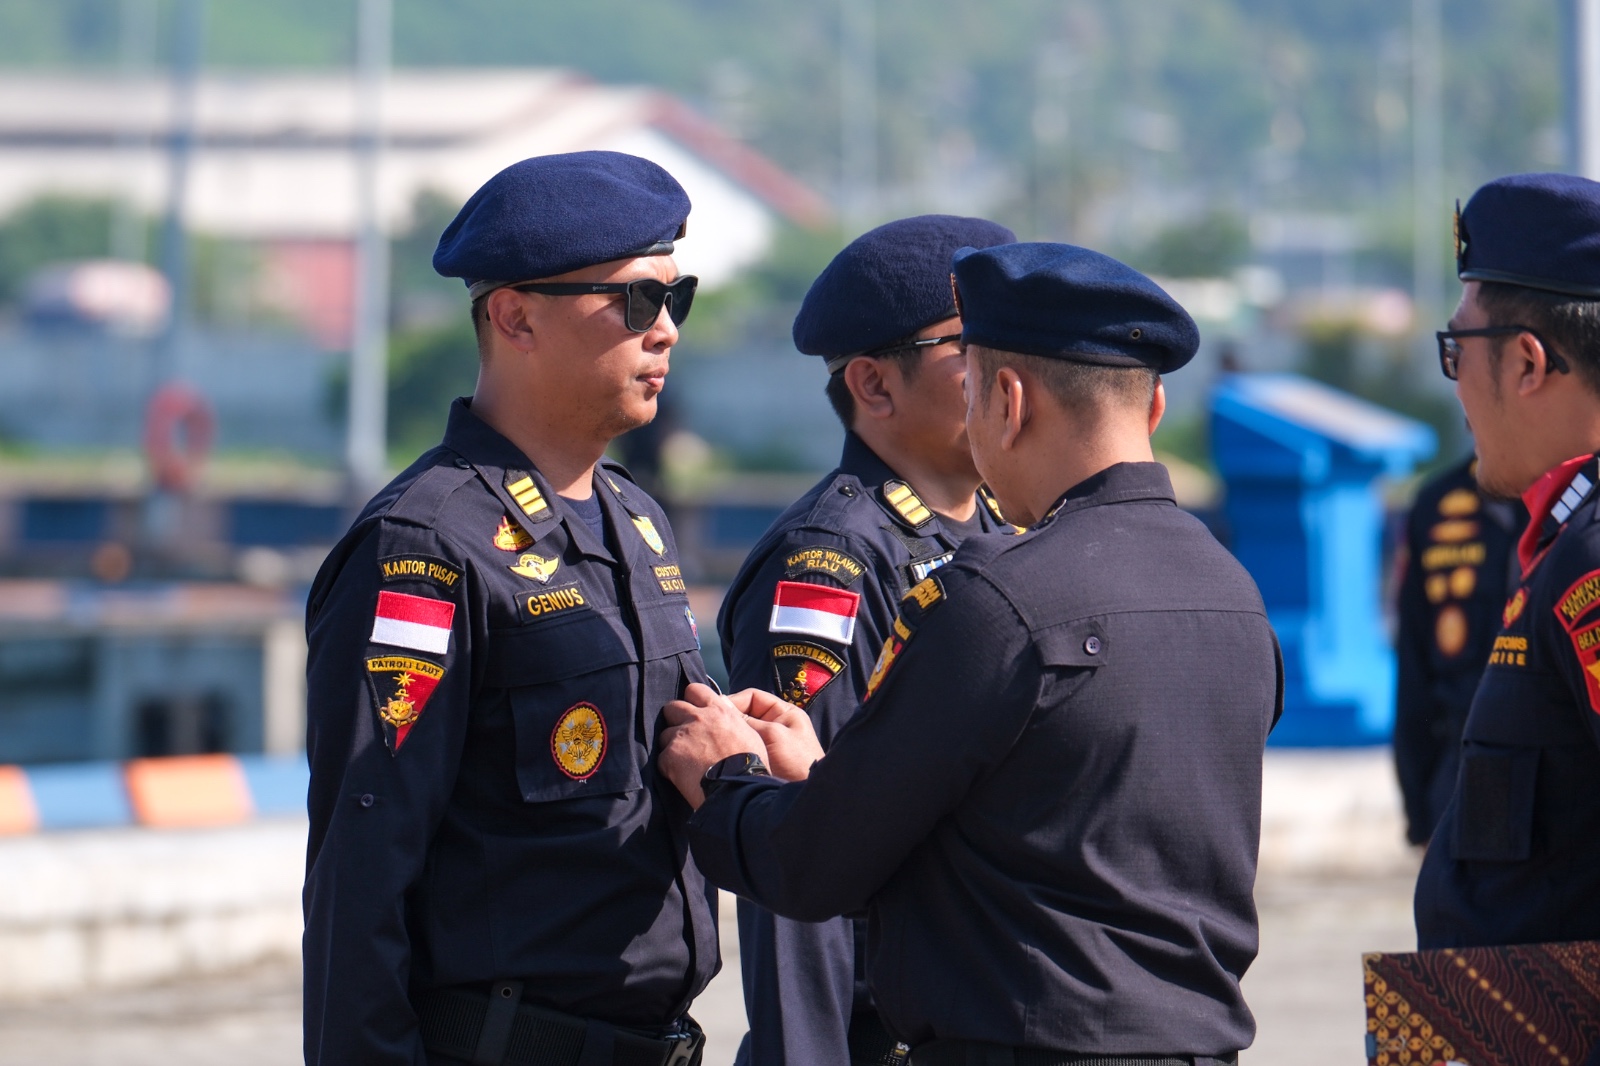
[658,683,825,808]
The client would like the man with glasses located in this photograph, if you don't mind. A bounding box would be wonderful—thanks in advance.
[1415,172,1600,950]
[303,152,715,1066]
[716,215,1014,1066]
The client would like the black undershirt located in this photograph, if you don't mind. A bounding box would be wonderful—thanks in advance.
[939,507,987,539]
[563,491,607,542]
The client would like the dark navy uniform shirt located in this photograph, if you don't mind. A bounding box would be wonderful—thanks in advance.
[1416,453,1600,948]
[303,399,719,1066]
[694,463,1280,1056]
[716,431,1006,1066]
[1394,457,1524,845]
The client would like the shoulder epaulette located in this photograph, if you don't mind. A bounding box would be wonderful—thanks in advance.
[978,485,1026,533]
[881,479,933,530]
[504,469,554,522]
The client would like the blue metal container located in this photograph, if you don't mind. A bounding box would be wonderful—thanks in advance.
[1211,373,1436,745]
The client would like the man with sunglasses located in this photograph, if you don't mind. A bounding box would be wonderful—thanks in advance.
[715,215,1014,1066]
[1414,172,1600,952]
[303,152,715,1066]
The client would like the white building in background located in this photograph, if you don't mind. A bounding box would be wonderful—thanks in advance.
[0,67,828,301]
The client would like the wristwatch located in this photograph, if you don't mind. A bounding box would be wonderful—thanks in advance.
[701,752,771,800]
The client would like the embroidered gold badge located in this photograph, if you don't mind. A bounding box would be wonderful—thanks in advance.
[1435,604,1469,657]
[1438,488,1479,518]
[551,702,606,779]
[1503,588,1528,627]
[1430,519,1480,544]
[508,552,560,583]
[494,515,534,552]
[632,515,665,554]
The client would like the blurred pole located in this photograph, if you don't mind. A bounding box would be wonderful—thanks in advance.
[347,0,392,491]
[839,0,877,229]
[113,0,157,264]
[1576,0,1600,177]
[156,0,204,385]
[1031,41,1072,240]
[1411,0,1445,333]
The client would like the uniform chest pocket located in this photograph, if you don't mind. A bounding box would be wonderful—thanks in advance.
[486,608,644,804]
[1453,745,1538,863]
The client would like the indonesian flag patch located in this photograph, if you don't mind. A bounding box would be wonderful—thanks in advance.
[769,580,860,645]
[370,590,455,655]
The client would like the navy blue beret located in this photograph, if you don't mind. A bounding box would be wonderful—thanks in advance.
[951,242,1199,373]
[1457,172,1600,298]
[433,151,690,297]
[792,214,1015,366]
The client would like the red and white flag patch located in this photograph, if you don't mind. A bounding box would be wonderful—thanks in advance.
[370,590,455,655]
[769,580,860,644]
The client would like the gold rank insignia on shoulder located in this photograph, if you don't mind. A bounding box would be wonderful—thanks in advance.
[508,552,560,583]
[978,485,1024,532]
[632,514,665,554]
[504,471,553,522]
[494,515,535,552]
[882,479,933,529]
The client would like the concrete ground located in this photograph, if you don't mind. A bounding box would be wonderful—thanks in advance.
[0,865,1420,1066]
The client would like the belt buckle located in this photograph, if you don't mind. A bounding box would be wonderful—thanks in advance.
[661,1027,704,1066]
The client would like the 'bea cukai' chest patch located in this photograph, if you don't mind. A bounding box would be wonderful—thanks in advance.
[1555,568,1600,713]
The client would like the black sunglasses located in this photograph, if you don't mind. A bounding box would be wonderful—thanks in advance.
[511,275,698,333]
[860,332,964,359]
[1435,325,1571,381]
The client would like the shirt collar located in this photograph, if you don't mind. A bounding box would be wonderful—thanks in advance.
[1034,461,1176,528]
[439,396,617,563]
[1517,453,1599,574]
[837,431,899,487]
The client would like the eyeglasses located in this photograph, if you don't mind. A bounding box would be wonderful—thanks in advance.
[860,333,964,359]
[510,275,698,333]
[1435,325,1571,381]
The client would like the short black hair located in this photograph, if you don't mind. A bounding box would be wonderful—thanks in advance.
[823,347,925,429]
[969,345,1156,420]
[471,296,492,358]
[1476,281,1600,395]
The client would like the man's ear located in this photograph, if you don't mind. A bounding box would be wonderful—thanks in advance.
[1512,330,1561,398]
[998,366,1028,450]
[1148,379,1167,436]
[486,288,537,353]
[844,357,895,420]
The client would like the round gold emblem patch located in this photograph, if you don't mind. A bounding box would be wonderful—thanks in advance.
[551,702,606,780]
[1436,604,1469,658]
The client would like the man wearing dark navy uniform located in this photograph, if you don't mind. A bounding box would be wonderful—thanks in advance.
[1393,455,1524,846]
[717,215,1014,1066]
[662,243,1282,1064]
[1415,173,1600,950]
[303,152,716,1066]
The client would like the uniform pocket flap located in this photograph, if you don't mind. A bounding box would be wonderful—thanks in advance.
[1034,620,1108,668]
[483,608,636,687]
[636,597,703,661]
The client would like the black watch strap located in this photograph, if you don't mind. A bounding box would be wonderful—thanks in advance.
[702,752,771,797]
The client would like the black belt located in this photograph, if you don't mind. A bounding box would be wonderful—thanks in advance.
[416,983,704,1066]
[910,1041,1238,1066]
[849,1010,911,1066]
